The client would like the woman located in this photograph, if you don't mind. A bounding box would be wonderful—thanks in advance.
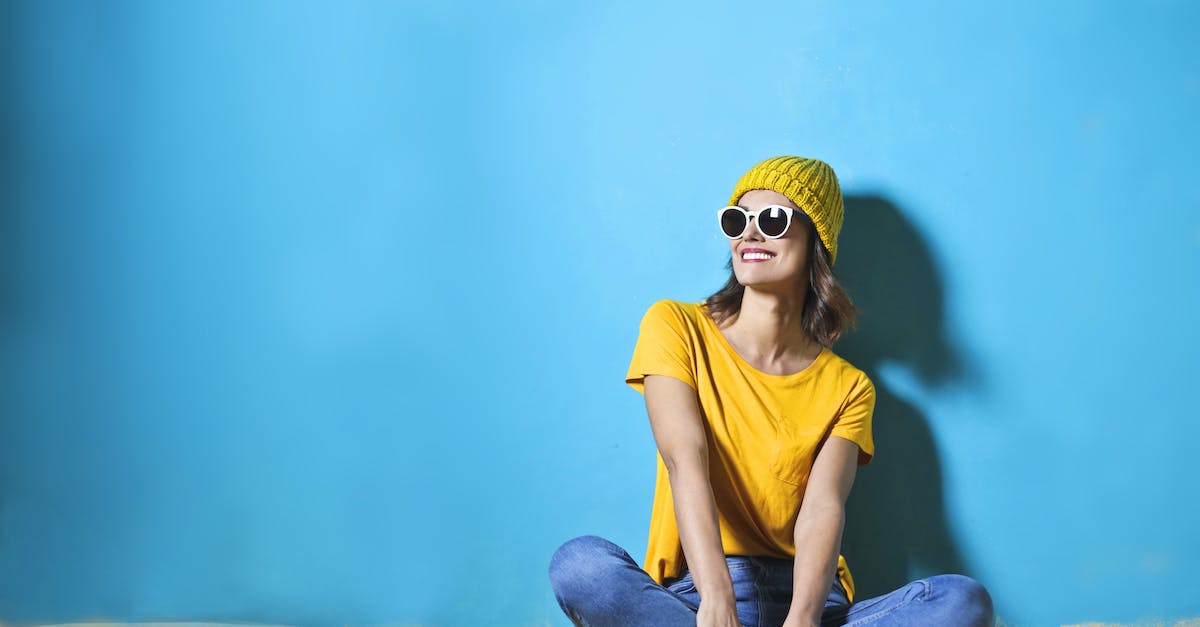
[548,156,994,627]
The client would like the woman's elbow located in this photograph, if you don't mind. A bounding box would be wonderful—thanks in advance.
[663,446,708,477]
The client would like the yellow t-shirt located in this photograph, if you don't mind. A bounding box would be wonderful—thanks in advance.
[624,299,876,602]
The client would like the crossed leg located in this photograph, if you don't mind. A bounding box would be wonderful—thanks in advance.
[548,534,700,627]
[549,534,993,627]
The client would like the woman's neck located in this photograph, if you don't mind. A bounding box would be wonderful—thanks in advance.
[721,288,818,368]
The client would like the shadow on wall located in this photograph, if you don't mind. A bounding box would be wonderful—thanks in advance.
[0,0,20,565]
[833,195,980,600]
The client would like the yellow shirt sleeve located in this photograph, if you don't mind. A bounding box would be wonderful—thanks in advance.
[625,299,697,394]
[829,372,876,466]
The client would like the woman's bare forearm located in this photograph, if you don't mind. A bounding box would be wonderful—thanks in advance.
[786,502,844,626]
[642,374,734,609]
[665,454,735,605]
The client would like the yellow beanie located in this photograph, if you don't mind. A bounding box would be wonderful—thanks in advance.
[728,156,845,265]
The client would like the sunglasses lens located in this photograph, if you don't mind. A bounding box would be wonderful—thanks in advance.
[758,206,790,238]
[720,208,747,238]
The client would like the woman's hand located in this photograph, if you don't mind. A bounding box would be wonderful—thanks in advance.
[696,597,743,627]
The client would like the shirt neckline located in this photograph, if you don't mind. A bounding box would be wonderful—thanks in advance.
[697,301,830,381]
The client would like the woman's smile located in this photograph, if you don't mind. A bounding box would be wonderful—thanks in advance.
[740,247,776,262]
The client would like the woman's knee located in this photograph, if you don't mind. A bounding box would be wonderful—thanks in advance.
[929,574,994,626]
[547,535,623,598]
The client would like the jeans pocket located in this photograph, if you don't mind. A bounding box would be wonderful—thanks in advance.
[726,557,758,573]
[668,559,757,596]
[667,574,697,595]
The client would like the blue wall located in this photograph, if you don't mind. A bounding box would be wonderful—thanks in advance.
[2,2,1197,626]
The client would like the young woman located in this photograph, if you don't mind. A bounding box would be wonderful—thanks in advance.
[548,156,994,627]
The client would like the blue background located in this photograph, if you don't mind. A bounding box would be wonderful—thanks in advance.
[2,1,1198,626]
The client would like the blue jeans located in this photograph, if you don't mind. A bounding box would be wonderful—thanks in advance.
[548,535,993,627]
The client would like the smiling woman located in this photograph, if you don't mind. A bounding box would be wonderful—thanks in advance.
[548,156,994,627]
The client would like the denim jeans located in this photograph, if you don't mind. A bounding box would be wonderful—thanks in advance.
[548,535,994,627]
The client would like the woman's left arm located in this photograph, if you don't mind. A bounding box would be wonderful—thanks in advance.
[782,435,861,627]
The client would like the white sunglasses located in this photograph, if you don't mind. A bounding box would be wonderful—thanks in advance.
[717,204,811,240]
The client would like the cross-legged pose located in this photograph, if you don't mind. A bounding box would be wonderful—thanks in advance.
[548,156,995,627]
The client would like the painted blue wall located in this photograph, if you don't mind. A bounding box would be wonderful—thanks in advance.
[2,2,1197,626]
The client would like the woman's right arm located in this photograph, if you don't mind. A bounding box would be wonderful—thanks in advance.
[643,374,739,623]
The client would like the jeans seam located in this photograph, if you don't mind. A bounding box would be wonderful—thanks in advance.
[840,578,931,619]
[754,557,767,627]
[844,579,931,626]
[566,607,588,627]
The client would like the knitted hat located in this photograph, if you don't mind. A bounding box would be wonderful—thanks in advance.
[728,156,844,265]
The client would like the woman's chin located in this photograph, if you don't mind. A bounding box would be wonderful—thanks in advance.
[734,270,801,293]
[736,276,791,292]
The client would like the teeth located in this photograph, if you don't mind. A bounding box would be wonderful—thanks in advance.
[742,252,773,260]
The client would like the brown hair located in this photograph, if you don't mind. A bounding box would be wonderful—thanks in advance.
[703,221,859,347]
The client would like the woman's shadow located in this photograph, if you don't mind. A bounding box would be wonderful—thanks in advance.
[833,195,980,599]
